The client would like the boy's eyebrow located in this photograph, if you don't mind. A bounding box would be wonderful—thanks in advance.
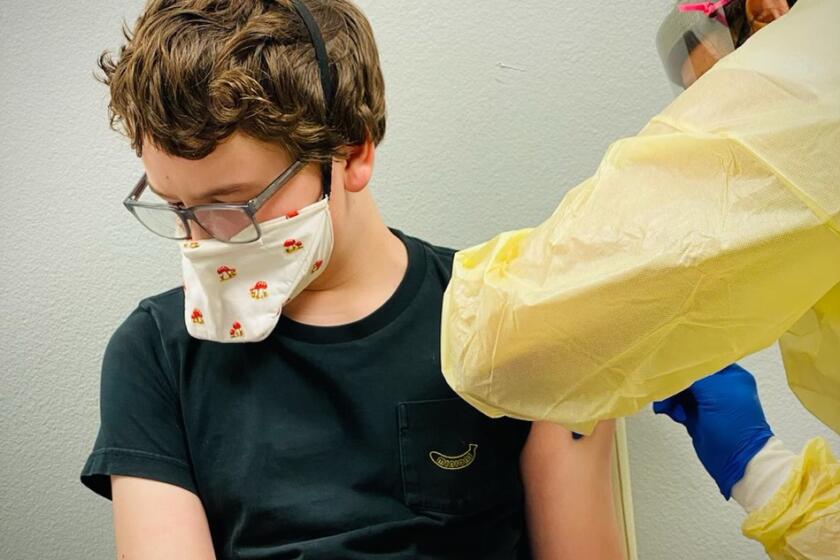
[199,183,249,198]
[147,179,249,202]
[146,182,178,202]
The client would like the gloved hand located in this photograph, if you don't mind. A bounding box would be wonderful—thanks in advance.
[653,363,774,499]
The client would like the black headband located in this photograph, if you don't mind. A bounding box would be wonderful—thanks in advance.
[290,0,334,115]
[289,0,334,197]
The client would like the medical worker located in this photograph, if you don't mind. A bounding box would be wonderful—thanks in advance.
[655,1,839,558]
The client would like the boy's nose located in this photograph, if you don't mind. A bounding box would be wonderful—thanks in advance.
[186,219,213,241]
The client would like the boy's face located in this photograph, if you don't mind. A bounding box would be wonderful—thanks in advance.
[141,132,326,239]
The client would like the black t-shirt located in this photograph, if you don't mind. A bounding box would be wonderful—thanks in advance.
[81,229,533,559]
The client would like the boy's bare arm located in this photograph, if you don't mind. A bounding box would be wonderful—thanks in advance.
[111,475,217,560]
[520,420,625,560]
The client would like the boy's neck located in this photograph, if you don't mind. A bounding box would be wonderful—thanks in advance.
[281,189,408,327]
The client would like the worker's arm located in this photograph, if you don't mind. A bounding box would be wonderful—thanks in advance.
[655,365,840,560]
[736,437,840,560]
[520,420,625,560]
[112,475,217,560]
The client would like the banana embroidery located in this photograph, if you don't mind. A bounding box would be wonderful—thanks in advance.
[429,443,478,470]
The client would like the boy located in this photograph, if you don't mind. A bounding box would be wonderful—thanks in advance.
[80,1,622,558]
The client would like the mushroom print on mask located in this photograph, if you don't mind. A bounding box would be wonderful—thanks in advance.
[284,239,304,254]
[217,265,237,281]
[250,281,268,300]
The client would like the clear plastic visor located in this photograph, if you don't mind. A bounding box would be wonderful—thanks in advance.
[659,11,736,93]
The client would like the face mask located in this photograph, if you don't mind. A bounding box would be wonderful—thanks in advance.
[180,196,333,343]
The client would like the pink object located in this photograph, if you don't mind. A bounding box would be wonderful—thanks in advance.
[679,0,733,24]
[678,0,733,16]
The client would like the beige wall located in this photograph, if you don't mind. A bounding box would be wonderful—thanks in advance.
[1,1,837,558]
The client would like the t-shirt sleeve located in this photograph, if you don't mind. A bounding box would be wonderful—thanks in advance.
[80,306,198,500]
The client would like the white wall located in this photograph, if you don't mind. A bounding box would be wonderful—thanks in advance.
[1,1,836,558]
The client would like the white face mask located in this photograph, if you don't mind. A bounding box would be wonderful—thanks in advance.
[180,196,333,343]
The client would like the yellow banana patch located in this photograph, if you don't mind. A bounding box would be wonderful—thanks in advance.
[429,443,478,470]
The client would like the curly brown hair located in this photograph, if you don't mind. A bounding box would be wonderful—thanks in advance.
[96,0,386,163]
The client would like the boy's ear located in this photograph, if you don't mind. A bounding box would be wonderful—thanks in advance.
[340,137,375,194]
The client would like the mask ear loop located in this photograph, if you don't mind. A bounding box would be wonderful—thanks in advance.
[290,0,335,199]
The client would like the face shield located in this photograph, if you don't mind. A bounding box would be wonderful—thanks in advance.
[656,1,738,91]
[657,0,796,92]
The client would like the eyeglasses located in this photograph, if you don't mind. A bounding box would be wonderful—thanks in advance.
[124,160,308,244]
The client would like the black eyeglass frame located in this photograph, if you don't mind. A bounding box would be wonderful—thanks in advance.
[123,159,310,244]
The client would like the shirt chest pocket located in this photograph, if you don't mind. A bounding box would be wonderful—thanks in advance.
[397,398,528,515]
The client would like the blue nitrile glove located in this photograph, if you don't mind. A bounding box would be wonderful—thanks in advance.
[653,363,774,499]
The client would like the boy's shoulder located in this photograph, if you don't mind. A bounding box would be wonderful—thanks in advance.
[424,238,458,265]
[397,229,457,282]
[121,285,188,346]
[138,284,186,316]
